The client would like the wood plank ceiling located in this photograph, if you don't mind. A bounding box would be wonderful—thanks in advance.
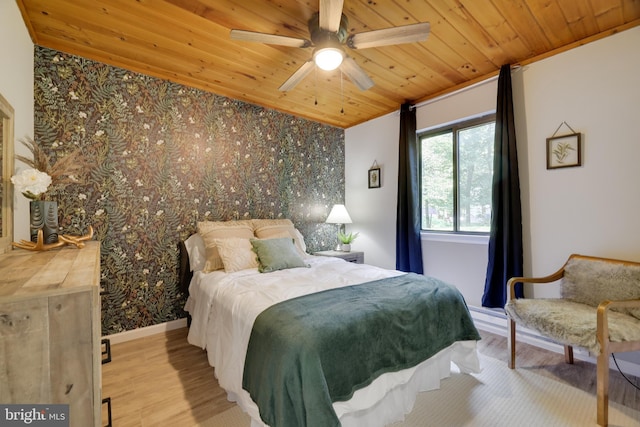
[16,0,640,129]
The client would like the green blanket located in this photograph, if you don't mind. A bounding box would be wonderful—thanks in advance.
[242,273,481,427]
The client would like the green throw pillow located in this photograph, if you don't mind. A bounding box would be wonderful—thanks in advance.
[250,238,309,273]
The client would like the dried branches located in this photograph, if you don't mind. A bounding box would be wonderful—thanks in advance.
[16,136,91,188]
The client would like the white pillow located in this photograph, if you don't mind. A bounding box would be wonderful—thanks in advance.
[184,233,206,272]
[214,238,259,273]
[293,228,308,254]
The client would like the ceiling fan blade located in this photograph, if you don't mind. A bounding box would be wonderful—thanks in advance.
[347,22,430,49]
[319,0,344,32]
[230,29,310,48]
[340,57,374,91]
[279,60,315,92]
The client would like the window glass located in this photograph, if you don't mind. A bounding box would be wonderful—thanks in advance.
[420,116,495,233]
[421,132,453,231]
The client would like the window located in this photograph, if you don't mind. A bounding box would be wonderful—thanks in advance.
[420,115,495,233]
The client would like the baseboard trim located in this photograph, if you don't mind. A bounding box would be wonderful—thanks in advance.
[469,305,640,378]
[104,318,188,344]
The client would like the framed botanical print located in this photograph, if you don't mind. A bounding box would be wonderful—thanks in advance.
[368,167,381,188]
[547,133,581,169]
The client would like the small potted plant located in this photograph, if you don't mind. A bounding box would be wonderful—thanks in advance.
[337,231,359,252]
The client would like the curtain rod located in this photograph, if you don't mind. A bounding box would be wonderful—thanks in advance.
[409,65,522,111]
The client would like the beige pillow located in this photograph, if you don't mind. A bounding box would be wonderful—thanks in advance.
[214,238,259,273]
[250,218,295,230]
[252,220,307,257]
[197,220,254,272]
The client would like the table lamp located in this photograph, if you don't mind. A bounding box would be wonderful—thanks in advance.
[326,204,352,250]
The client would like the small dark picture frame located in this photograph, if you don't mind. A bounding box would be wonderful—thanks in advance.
[368,167,381,188]
[546,133,582,169]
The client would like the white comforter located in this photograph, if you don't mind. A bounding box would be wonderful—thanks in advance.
[185,256,480,427]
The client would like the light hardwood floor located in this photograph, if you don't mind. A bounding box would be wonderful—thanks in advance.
[101,327,639,426]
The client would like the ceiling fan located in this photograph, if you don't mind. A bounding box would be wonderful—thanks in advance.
[230,0,430,92]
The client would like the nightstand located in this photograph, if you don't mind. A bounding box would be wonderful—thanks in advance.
[314,250,364,264]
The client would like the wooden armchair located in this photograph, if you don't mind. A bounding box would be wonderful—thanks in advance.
[504,254,640,427]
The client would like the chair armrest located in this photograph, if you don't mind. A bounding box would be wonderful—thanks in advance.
[597,298,640,351]
[599,298,640,311]
[507,268,565,300]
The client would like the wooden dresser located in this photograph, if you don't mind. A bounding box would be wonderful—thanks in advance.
[0,241,101,427]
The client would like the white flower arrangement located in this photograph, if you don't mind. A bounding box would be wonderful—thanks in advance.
[11,136,91,201]
[11,168,52,200]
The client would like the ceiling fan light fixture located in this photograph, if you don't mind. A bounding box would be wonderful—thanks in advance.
[314,47,344,71]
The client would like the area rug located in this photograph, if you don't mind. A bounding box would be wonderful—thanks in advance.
[198,354,640,427]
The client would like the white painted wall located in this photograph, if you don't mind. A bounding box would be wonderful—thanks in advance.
[345,26,640,307]
[345,112,399,269]
[520,26,640,299]
[1,1,35,242]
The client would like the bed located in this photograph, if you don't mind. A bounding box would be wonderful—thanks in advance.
[180,219,481,427]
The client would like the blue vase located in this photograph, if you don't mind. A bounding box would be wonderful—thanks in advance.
[30,200,59,244]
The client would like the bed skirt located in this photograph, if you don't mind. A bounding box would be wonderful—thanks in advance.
[230,340,480,427]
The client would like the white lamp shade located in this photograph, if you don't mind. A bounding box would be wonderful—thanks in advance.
[326,204,352,224]
[314,47,344,71]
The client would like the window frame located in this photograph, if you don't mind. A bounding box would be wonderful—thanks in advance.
[418,113,496,235]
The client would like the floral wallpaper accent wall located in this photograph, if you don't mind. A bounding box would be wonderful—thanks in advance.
[33,46,345,334]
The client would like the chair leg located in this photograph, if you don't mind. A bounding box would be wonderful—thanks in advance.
[564,345,574,364]
[508,318,516,369]
[597,350,609,426]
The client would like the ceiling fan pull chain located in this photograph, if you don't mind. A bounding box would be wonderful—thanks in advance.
[315,67,318,106]
[340,69,344,114]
